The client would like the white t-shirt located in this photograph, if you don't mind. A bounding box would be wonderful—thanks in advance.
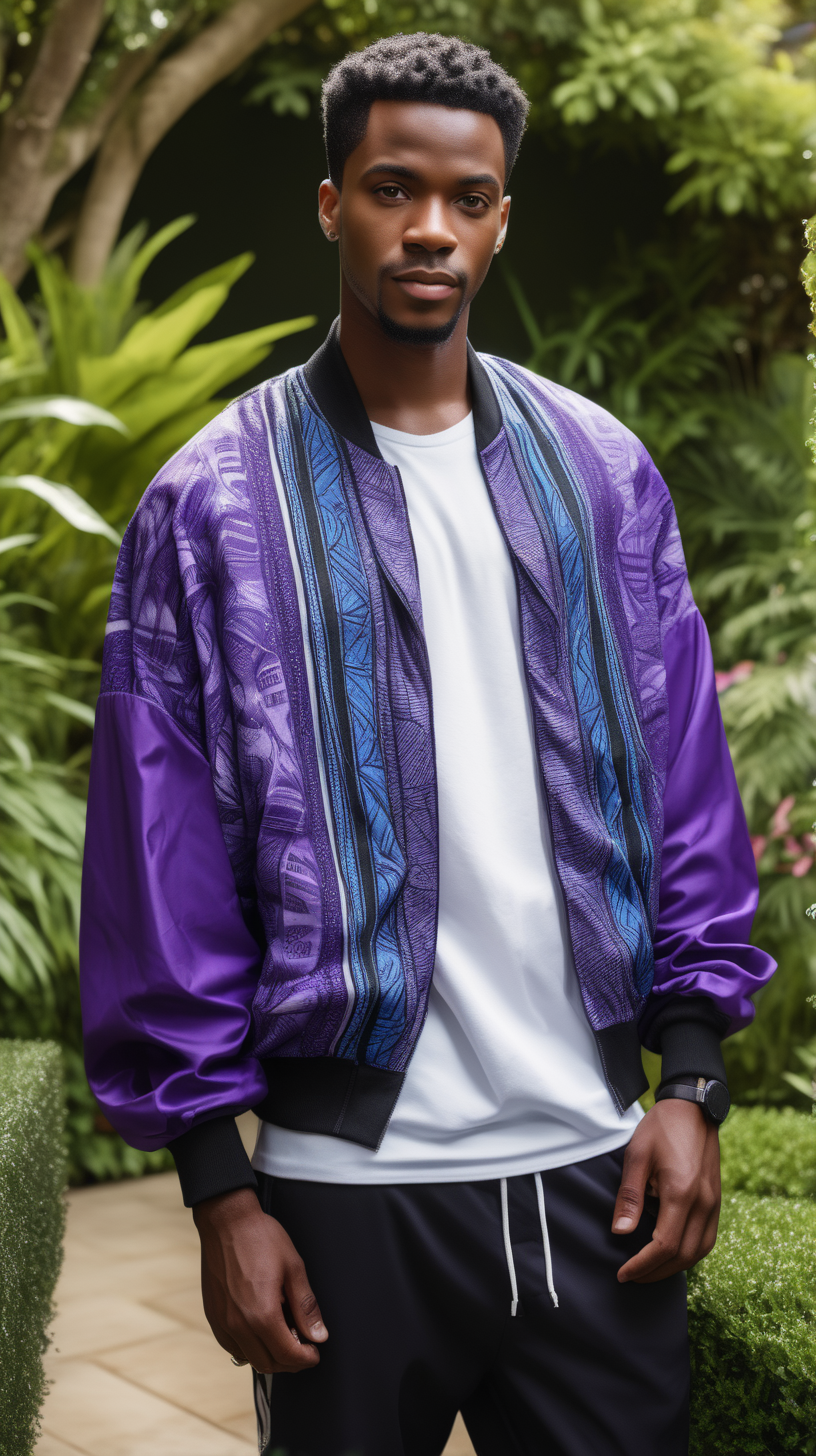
[253,413,640,1183]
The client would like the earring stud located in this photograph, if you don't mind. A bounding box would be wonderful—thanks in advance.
[326,230,338,241]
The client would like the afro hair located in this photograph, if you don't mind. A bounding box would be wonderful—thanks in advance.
[321,33,529,187]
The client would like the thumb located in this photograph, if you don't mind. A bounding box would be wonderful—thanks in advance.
[284,1258,328,1345]
[612,1146,649,1234]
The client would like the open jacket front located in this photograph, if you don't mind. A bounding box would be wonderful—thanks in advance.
[80,325,775,1201]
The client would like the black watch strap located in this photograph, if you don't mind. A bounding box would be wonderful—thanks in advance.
[655,1078,730,1125]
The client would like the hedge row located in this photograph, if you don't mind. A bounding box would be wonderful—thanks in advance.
[0,1041,66,1456]
[719,1105,816,1200]
[689,1108,816,1456]
[0,1056,813,1455]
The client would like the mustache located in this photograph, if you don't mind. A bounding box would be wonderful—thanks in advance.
[380,257,468,290]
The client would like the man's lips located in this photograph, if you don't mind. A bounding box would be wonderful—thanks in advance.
[391,273,459,301]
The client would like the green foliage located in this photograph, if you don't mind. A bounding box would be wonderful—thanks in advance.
[687,1108,816,1452]
[506,249,816,1100]
[0,217,315,661]
[264,0,816,223]
[0,535,89,1012]
[0,1039,65,1456]
[664,353,816,1097]
[0,221,315,1181]
[0,2,223,121]
[505,248,741,463]
[0,530,173,1183]
[688,1193,816,1456]
[720,1105,816,1197]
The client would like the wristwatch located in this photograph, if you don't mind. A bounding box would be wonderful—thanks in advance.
[654,1076,730,1126]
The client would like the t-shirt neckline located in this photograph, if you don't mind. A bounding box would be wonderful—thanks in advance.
[369,413,475,448]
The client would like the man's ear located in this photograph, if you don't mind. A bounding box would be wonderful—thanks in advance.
[318,179,341,242]
[495,194,511,255]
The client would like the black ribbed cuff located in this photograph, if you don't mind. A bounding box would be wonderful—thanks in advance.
[168,1115,258,1208]
[643,995,729,1090]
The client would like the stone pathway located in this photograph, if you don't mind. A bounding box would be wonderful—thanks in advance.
[35,1118,473,1456]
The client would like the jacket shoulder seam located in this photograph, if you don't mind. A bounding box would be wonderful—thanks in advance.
[96,687,208,761]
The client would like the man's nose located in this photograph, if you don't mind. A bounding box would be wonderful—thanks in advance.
[403,198,457,254]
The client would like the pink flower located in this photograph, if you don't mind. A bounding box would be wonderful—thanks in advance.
[792,856,813,878]
[784,835,802,858]
[771,795,797,838]
[715,660,755,693]
[751,835,767,863]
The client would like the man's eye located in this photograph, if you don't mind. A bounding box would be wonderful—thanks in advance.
[377,185,406,199]
[460,195,487,209]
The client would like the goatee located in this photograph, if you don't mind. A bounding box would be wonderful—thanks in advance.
[376,305,464,348]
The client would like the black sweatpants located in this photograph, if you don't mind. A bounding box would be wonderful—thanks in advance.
[253,1147,689,1456]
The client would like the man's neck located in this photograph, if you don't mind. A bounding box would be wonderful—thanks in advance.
[338,279,471,436]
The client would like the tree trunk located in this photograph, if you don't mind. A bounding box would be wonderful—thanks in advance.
[0,0,107,285]
[69,0,311,287]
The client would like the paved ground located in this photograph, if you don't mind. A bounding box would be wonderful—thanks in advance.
[35,1117,474,1456]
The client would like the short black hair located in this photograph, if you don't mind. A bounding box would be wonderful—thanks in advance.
[322,33,529,187]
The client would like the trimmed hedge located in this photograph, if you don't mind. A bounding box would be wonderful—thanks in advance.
[0,1041,66,1456]
[720,1105,816,1200]
[689,1193,816,1455]
[688,1106,816,1456]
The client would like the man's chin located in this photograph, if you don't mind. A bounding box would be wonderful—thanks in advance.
[376,307,462,347]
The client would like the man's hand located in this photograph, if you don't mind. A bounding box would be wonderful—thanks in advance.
[612,1099,721,1284]
[193,1187,328,1373]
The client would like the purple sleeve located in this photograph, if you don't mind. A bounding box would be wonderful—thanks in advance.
[643,607,776,1043]
[80,692,268,1154]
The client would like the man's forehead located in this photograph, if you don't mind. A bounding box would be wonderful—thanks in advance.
[349,99,505,182]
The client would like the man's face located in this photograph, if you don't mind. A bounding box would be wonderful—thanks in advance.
[319,100,511,345]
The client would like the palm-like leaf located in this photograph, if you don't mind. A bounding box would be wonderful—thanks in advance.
[0,397,128,432]
[0,219,315,660]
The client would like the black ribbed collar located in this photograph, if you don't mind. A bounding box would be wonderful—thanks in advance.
[301,318,503,458]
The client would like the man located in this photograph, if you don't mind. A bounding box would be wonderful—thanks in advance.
[80,32,775,1456]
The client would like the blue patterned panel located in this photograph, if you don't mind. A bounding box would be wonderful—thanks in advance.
[486,361,655,999]
[275,377,408,1067]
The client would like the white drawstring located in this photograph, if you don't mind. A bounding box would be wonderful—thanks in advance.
[500,1174,560,1317]
[499,1177,519,1317]
[534,1172,560,1309]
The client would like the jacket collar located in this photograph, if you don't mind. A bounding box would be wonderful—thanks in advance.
[301,318,503,457]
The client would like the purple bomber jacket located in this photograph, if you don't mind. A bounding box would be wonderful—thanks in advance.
[79,325,775,1205]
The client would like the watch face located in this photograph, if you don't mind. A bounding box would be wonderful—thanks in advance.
[705,1080,731,1124]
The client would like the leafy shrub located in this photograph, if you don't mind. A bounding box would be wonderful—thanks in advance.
[688,1192,816,1456]
[0,1040,65,1456]
[720,1105,816,1199]
[0,222,315,1183]
[0,217,315,663]
[270,0,816,224]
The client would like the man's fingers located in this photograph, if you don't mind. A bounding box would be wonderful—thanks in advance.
[617,1179,693,1281]
[619,1188,718,1284]
[218,1301,321,1375]
[284,1256,329,1344]
[612,1149,649,1234]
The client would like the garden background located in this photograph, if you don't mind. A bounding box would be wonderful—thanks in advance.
[3,1,816,1451]
[4,2,816,1456]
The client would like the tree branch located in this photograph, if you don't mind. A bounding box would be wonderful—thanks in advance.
[13,0,105,131]
[0,0,106,281]
[70,0,310,285]
[52,27,181,184]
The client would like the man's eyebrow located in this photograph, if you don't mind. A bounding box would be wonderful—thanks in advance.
[359,163,502,189]
[457,173,502,189]
[360,163,420,181]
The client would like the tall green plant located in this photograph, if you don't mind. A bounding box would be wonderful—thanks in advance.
[0,220,315,1179]
[0,215,315,661]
